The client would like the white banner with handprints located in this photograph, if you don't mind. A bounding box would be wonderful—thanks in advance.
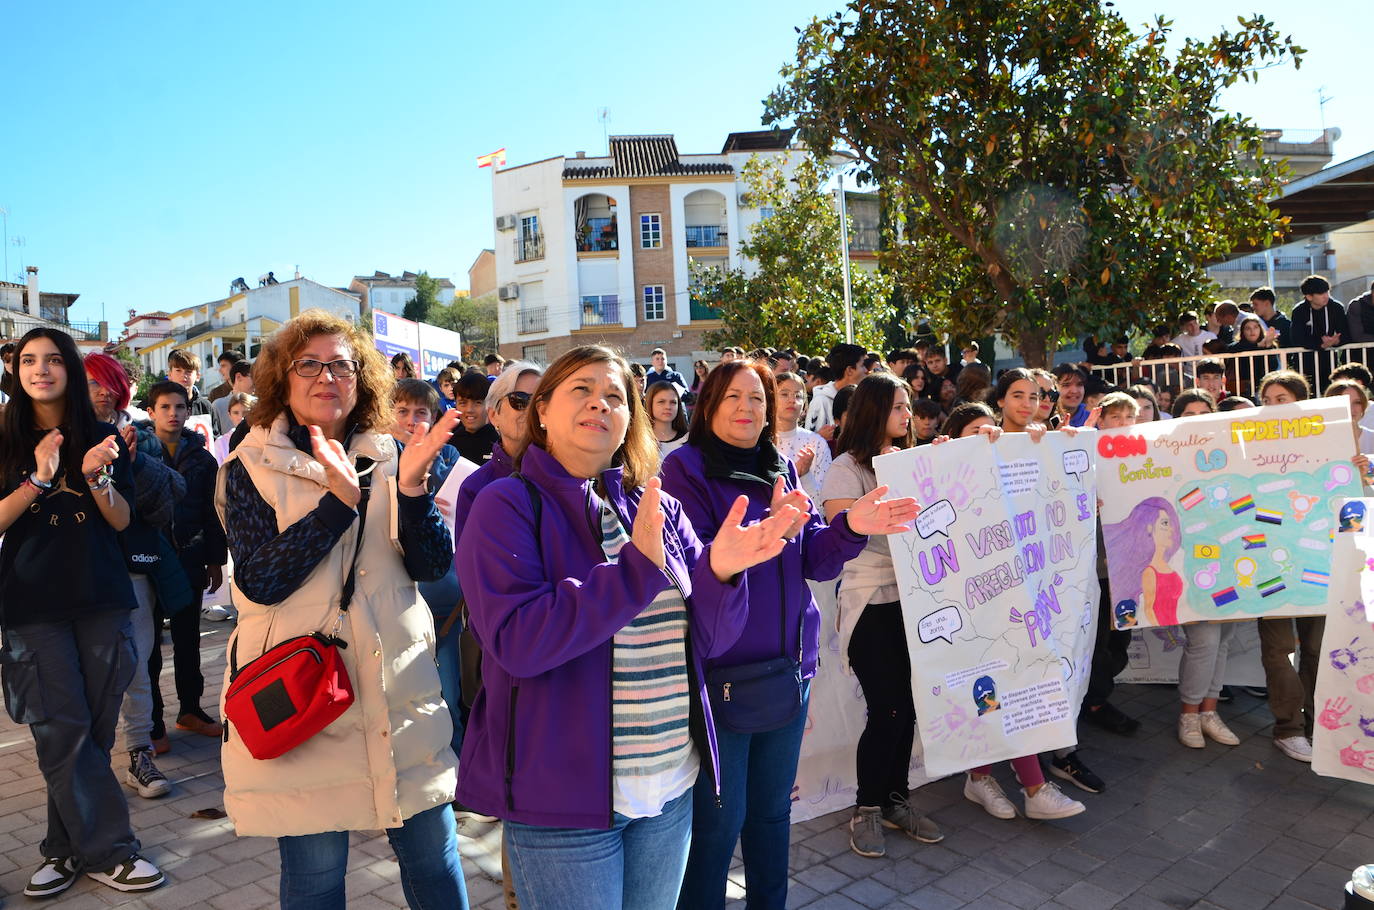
[1312,498,1374,785]
[873,432,1099,778]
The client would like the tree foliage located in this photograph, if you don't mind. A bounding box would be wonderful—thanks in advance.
[765,0,1303,366]
[403,271,441,324]
[694,154,893,354]
[430,293,499,358]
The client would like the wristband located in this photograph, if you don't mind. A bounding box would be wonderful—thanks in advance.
[87,472,112,492]
[24,473,54,492]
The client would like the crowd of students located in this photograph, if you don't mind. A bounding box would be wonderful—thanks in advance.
[0,296,1367,908]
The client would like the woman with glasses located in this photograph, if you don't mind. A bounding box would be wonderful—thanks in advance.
[1030,369,1059,427]
[217,309,469,909]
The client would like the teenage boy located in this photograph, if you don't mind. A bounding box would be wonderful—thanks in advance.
[911,399,942,445]
[645,347,687,392]
[208,349,243,402]
[923,344,961,387]
[483,354,503,378]
[212,359,253,432]
[1195,359,1228,401]
[1141,325,1173,360]
[1051,364,1091,427]
[1291,274,1347,391]
[1249,287,1291,348]
[1056,392,1142,794]
[447,370,500,464]
[886,348,919,375]
[959,341,982,367]
[1172,311,1216,358]
[806,342,868,439]
[156,348,222,435]
[145,381,226,743]
[1346,280,1374,344]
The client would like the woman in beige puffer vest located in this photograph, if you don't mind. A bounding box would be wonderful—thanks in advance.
[214,310,470,910]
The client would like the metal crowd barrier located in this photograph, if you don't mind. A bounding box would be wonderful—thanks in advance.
[1088,341,1374,401]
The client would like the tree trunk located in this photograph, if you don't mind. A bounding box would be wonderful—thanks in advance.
[1017,328,1053,369]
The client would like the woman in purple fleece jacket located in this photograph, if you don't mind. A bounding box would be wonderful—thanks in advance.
[455,345,803,910]
[661,360,919,910]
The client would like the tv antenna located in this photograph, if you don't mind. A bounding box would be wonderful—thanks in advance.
[597,107,611,152]
[1318,86,1333,133]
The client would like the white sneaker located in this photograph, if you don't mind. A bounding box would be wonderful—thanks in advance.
[1023,781,1086,820]
[1178,712,1205,748]
[25,857,78,898]
[963,773,1016,819]
[86,854,165,893]
[1274,735,1313,762]
[201,604,235,622]
[1199,711,1240,746]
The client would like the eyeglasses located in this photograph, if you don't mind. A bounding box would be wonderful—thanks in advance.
[505,391,532,411]
[292,359,359,379]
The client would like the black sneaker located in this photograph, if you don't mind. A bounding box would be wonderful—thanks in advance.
[1049,751,1105,794]
[1218,685,1234,703]
[126,748,171,798]
[1081,701,1140,735]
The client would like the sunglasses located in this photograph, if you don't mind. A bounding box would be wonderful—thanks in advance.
[504,391,531,411]
[1040,387,1060,402]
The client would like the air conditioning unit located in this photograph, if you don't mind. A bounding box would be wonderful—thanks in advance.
[497,283,521,301]
[495,214,518,232]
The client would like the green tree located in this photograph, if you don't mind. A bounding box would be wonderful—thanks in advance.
[693,154,893,354]
[766,1,1302,366]
[403,271,441,324]
[429,293,499,357]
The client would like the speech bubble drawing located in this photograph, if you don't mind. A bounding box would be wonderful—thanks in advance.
[1062,449,1089,480]
[918,605,963,645]
[915,499,957,540]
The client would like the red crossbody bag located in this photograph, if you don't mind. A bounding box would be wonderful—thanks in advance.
[224,461,373,760]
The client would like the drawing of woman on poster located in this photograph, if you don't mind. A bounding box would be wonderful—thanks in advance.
[1106,497,1184,626]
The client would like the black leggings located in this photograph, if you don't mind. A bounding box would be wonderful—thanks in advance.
[149,596,206,735]
[848,601,915,810]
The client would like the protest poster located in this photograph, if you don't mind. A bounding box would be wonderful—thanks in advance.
[1096,399,1360,630]
[873,432,1099,778]
[1312,497,1374,785]
[790,581,932,823]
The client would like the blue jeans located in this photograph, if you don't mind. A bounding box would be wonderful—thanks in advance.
[421,574,465,755]
[505,789,693,910]
[277,803,468,910]
[0,611,139,871]
[678,682,810,910]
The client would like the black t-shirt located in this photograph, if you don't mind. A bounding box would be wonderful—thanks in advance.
[448,423,500,466]
[0,422,138,627]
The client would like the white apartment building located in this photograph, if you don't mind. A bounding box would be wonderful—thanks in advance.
[491,130,812,367]
[138,277,360,381]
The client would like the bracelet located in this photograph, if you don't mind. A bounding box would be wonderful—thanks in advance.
[87,472,112,492]
[23,473,54,492]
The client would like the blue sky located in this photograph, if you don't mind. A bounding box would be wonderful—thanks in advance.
[3,0,1367,326]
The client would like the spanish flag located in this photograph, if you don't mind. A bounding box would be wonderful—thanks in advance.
[476,148,507,169]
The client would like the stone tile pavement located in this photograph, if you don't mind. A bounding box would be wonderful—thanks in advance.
[0,616,1370,909]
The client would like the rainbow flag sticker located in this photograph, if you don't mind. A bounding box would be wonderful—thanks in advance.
[1211,587,1239,607]
[1255,508,1283,525]
[1301,569,1330,588]
[1243,534,1267,549]
[1258,576,1287,597]
[1229,495,1255,515]
[1179,488,1205,510]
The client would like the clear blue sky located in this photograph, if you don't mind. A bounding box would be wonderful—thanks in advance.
[3,0,1367,326]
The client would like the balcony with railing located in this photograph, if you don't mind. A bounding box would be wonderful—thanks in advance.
[579,295,621,329]
[516,232,546,263]
[685,225,727,249]
[517,306,548,335]
[1209,254,1319,273]
[577,217,619,253]
[849,223,881,253]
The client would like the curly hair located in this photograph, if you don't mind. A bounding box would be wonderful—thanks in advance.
[250,309,393,432]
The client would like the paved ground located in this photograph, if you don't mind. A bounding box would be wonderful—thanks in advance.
[0,617,1370,909]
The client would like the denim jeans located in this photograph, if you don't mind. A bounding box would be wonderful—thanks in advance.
[421,573,465,753]
[0,610,139,871]
[118,574,157,752]
[277,803,468,910]
[678,682,810,910]
[505,789,693,910]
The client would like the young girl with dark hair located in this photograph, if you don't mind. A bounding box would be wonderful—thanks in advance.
[821,374,945,858]
[0,328,165,897]
[646,380,689,457]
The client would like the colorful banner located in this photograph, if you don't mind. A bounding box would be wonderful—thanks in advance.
[372,309,421,366]
[418,323,463,380]
[874,432,1099,778]
[1097,400,1359,630]
[791,581,933,822]
[1313,497,1374,785]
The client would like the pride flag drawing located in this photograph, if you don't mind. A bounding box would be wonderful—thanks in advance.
[1243,533,1267,549]
[1179,487,1205,510]
[1229,495,1255,515]
[1211,587,1239,607]
[1258,576,1287,598]
[1255,508,1284,525]
[1302,569,1330,587]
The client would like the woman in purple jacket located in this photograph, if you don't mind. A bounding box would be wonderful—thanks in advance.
[455,346,802,910]
[661,359,919,909]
